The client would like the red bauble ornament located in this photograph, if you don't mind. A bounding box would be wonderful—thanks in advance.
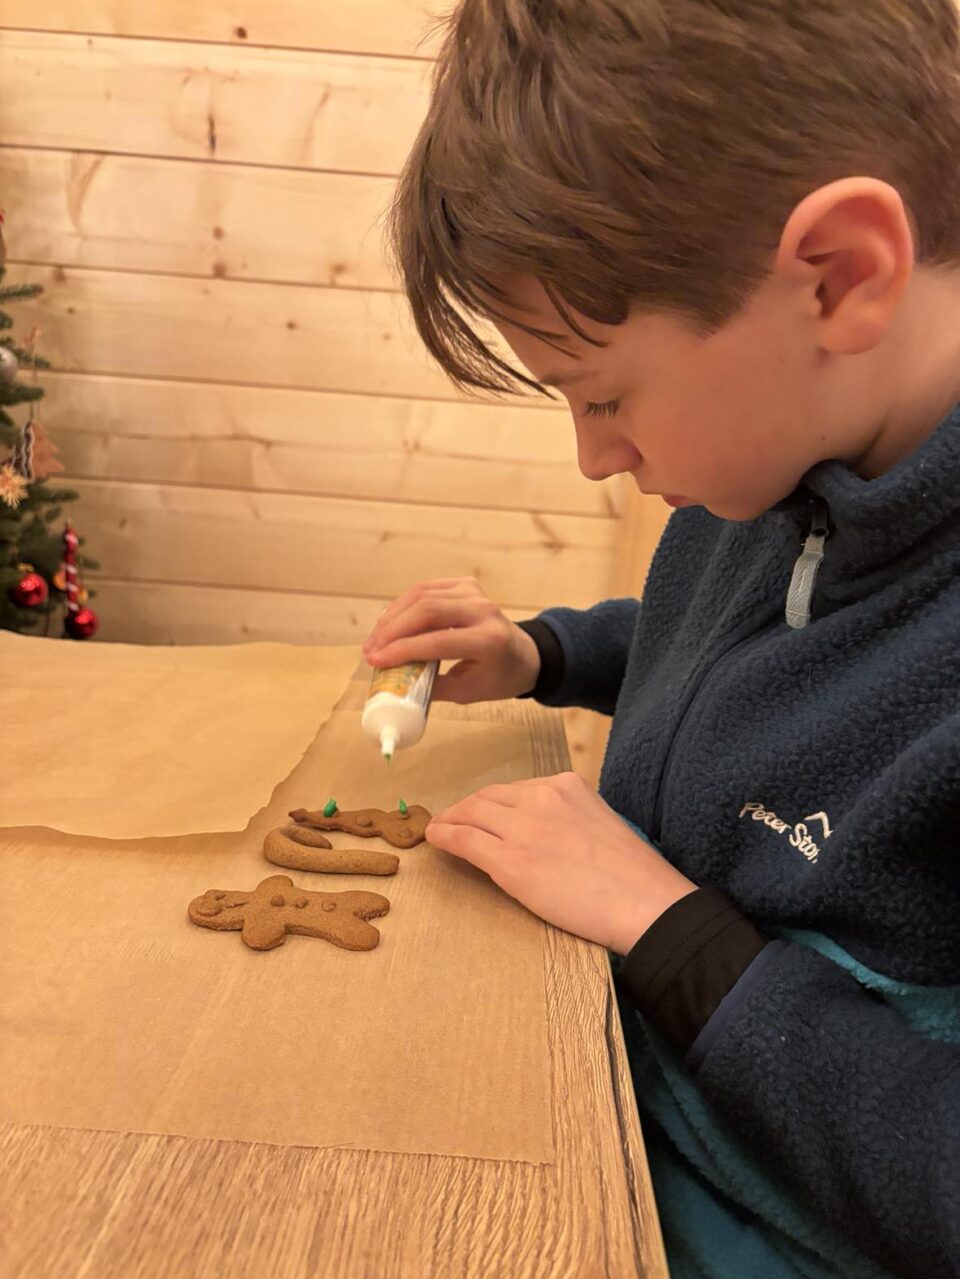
[9,570,48,608]
[64,606,98,640]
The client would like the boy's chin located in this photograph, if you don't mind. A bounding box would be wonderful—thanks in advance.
[703,496,776,522]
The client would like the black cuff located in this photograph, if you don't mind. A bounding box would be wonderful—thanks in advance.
[616,887,768,1054]
[515,618,565,701]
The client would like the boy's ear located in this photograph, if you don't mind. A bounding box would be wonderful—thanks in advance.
[776,177,914,355]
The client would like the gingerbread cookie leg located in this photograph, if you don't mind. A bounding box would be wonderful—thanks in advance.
[188,875,390,951]
[264,826,399,876]
[289,803,431,849]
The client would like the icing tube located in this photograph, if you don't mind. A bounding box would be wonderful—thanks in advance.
[361,660,438,762]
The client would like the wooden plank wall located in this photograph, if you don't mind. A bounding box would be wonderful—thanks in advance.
[0,2,666,784]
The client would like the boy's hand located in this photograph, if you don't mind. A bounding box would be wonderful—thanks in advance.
[426,772,698,954]
[362,576,541,704]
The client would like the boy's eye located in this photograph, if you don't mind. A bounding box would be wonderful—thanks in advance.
[583,399,620,418]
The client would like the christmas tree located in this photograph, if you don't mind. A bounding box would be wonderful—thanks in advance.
[0,214,99,637]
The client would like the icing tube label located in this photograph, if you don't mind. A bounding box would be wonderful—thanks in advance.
[368,661,437,707]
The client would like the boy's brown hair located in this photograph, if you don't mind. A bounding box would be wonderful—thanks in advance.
[388,0,960,394]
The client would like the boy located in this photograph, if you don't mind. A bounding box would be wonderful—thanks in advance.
[363,3,959,1276]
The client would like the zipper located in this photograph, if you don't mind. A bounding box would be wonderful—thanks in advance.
[647,499,831,843]
[647,608,782,844]
[785,498,830,629]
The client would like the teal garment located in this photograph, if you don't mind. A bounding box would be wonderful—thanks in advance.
[642,1120,847,1279]
[615,920,960,1279]
[767,928,960,1045]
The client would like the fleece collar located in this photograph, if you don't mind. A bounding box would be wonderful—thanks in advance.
[773,404,960,579]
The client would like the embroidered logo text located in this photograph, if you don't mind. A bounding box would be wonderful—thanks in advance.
[738,801,833,863]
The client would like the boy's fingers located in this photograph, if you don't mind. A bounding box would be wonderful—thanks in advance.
[470,783,526,807]
[365,626,489,667]
[504,775,564,787]
[424,819,502,874]
[369,596,483,650]
[432,794,514,835]
[440,783,523,813]
[371,582,478,638]
[415,577,479,590]
[381,579,478,618]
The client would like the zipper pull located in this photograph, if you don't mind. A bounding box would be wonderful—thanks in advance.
[785,499,829,629]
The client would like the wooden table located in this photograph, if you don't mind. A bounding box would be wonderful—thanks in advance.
[1,675,667,1279]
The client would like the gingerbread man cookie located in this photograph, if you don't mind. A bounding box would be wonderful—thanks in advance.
[187,874,389,951]
[264,825,399,876]
[289,802,431,849]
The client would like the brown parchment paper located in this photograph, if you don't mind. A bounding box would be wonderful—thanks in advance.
[0,712,554,1163]
[0,632,361,838]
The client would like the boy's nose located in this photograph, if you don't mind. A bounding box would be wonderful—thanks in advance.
[577,444,639,483]
[579,458,618,482]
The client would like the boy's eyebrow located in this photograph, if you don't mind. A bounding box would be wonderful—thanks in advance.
[538,369,593,388]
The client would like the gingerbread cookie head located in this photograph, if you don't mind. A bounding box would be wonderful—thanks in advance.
[188,874,390,951]
[190,887,252,923]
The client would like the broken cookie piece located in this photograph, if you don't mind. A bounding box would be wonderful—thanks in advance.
[264,825,399,876]
[288,804,431,849]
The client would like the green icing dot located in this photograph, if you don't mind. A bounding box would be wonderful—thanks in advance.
[398,798,408,816]
[322,798,337,817]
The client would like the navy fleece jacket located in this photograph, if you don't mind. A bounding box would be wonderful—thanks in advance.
[521,406,960,1278]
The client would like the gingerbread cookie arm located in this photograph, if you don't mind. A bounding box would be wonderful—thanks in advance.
[264,826,399,876]
[287,893,386,951]
[242,912,289,950]
[287,826,332,850]
[289,804,431,849]
[236,873,292,950]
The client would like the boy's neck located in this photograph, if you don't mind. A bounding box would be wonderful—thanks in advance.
[850,266,960,479]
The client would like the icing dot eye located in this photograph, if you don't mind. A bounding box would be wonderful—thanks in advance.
[270,894,286,907]
[321,900,337,912]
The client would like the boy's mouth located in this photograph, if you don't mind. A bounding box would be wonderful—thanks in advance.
[635,480,694,509]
